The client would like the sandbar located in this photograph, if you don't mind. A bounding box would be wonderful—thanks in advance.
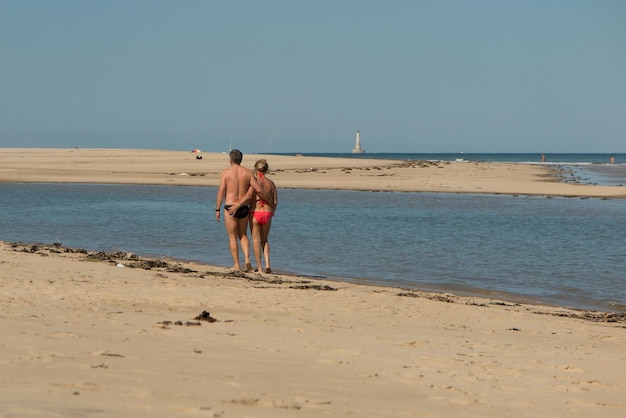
[1,148,625,198]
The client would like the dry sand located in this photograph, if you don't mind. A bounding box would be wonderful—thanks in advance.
[1,148,626,417]
[1,242,624,417]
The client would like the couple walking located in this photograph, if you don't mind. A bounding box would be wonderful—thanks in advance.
[215,149,277,273]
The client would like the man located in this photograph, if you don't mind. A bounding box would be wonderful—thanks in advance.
[215,150,271,271]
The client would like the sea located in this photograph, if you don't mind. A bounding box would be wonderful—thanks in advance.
[1,153,625,312]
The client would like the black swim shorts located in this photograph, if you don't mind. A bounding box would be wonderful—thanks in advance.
[224,205,249,219]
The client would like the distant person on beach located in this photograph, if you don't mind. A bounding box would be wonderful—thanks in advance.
[215,150,271,271]
[541,153,545,162]
[610,155,615,165]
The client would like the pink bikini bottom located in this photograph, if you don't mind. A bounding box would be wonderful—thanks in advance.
[251,211,273,226]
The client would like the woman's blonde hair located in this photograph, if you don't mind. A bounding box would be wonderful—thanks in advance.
[254,159,269,173]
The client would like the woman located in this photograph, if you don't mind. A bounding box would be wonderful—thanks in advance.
[234,159,277,273]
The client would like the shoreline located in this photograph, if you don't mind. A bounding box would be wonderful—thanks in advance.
[2,240,625,417]
[5,238,624,315]
[5,240,625,320]
[274,258,626,315]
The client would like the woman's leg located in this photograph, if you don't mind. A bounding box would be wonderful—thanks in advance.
[261,220,272,273]
[251,218,263,272]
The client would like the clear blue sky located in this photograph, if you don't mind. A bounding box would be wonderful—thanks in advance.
[1,0,625,153]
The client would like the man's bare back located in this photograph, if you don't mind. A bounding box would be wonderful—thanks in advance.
[220,164,254,206]
[215,150,270,216]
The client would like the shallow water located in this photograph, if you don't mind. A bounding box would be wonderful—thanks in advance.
[565,164,626,186]
[1,183,624,312]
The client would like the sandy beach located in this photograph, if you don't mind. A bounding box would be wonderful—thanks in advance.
[1,241,625,417]
[1,148,625,198]
[1,148,626,417]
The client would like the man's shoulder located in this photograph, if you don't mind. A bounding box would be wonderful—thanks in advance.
[236,165,252,175]
[222,164,238,173]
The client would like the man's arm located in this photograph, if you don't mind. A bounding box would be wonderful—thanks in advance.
[215,172,227,222]
[272,186,278,211]
[227,186,254,216]
[249,176,273,204]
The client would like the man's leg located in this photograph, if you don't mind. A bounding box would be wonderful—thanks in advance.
[224,215,240,270]
[236,217,252,271]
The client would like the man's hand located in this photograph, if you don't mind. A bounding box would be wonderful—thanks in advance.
[227,204,238,217]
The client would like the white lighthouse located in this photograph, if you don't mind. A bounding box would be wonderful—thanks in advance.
[352,130,364,154]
